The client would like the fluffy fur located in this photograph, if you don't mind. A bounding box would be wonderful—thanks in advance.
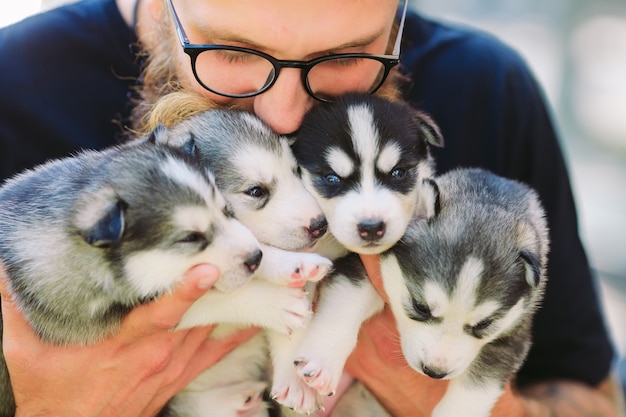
[0,141,266,417]
[380,168,549,417]
[276,93,444,413]
[293,167,549,417]
[149,94,444,416]
[143,109,335,417]
[292,93,443,255]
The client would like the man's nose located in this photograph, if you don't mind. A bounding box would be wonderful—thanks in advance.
[253,68,315,135]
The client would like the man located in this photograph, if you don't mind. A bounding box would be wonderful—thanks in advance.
[0,0,622,415]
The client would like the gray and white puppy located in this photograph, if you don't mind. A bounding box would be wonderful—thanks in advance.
[146,109,334,417]
[149,109,333,286]
[295,167,549,417]
[381,167,549,417]
[0,141,264,417]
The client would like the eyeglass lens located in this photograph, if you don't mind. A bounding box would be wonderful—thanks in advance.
[193,50,387,100]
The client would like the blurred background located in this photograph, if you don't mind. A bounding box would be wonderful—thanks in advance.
[2,0,626,401]
[411,0,626,400]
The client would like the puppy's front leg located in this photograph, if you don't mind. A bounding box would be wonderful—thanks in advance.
[177,280,312,334]
[432,375,503,417]
[292,254,384,397]
[268,328,325,414]
[255,244,333,287]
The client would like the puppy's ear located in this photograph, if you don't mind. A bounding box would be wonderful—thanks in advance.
[179,132,198,157]
[162,130,198,159]
[416,178,440,220]
[75,188,126,248]
[146,124,169,144]
[516,221,544,288]
[520,249,542,288]
[413,110,444,148]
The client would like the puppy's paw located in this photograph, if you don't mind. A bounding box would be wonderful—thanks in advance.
[266,287,312,334]
[262,251,332,287]
[233,381,268,415]
[173,380,270,417]
[293,358,339,397]
[288,253,333,287]
[271,373,324,415]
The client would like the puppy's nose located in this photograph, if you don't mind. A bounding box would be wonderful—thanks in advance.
[307,216,327,239]
[244,249,263,273]
[422,365,448,380]
[358,220,385,241]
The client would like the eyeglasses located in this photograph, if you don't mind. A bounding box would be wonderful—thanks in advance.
[166,0,408,102]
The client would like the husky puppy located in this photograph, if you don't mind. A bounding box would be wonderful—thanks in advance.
[295,167,549,417]
[0,141,269,417]
[149,109,333,286]
[380,168,549,417]
[292,93,444,256]
[148,94,443,416]
[146,109,334,417]
[276,93,444,413]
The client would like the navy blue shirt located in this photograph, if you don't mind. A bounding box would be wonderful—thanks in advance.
[0,0,138,179]
[0,0,614,388]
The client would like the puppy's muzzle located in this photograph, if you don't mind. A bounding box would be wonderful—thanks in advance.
[307,216,328,240]
[422,365,448,380]
[358,220,386,242]
[244,249,263,273]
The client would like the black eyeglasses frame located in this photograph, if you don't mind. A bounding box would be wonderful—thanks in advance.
[165,0,408,102]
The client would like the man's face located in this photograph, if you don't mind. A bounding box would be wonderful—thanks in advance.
[146,0,398,134]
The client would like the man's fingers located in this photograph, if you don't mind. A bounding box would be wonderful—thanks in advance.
[0,267,42,345]
[119,264,220,340]
[193,327,261,370]
[2,262,220,343]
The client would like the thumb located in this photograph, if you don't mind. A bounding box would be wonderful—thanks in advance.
[119,263,220,339]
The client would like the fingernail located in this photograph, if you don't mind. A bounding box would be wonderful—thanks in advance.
[197,275,215,290]
[186,264,219,290]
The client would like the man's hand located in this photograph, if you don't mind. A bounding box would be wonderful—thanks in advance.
[0,264,259,417]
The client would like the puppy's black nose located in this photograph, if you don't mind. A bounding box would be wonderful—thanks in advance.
[358,220,385,241]
[307,216,327,239]
[422,365,447,380]
[244,249,263,273]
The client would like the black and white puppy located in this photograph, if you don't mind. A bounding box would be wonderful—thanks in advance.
[293,93,444,256]
[274,93,444,413]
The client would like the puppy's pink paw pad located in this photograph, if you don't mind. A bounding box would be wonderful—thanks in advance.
[294,358,336,397]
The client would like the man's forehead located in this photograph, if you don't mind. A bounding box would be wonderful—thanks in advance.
[179,0,398,55]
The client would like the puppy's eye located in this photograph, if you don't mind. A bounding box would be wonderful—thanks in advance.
[390,167,407,180]
[473,318,493,331]
[245,186,268,198]
[178,231,206,244]
[468,318,494,338]
[410,300,431,321]
[324,174,341,185]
